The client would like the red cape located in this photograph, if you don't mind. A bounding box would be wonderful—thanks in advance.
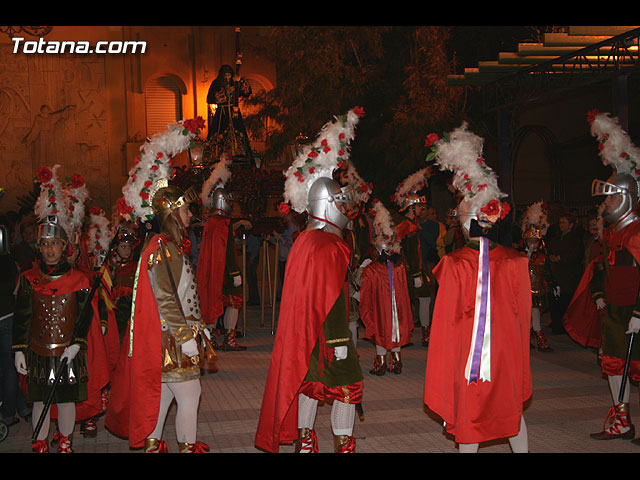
[359,261,413,349]
[254,229,350,453]
[424,244,532,444]
[562,258,603,348]
[196,216,230,324]
[23,264,110,421]
[105,235,166,448]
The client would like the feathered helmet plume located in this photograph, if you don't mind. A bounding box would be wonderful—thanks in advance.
[122,117,205,221]
[427,122,510,228]
[283,106,365,213]
[34,164,72,241]
[336,159,373,205]
[370,198,401,254]
[63,173,90,238]
[521,201,549,239]
[393,167,431,212]
[87,206,113,266]
[201,154,232,209]
[587,109,640,178]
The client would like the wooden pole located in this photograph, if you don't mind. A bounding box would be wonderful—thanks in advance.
[271,240,279,335]
[260,238,266,327]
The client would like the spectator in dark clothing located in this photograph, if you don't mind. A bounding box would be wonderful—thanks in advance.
[246,233,261,306]
[11,215,38,273]
[0,229,31,427]
[546,213,585,334]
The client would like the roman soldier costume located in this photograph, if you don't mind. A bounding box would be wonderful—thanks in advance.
[105,118,211,453]
[255,107,365,453]
[197,154,246,351]
[423,123,531,453]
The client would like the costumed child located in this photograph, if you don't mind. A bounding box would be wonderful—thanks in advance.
[255,107,365,453]
[197,154,247,351]
[520,201,556,352]
[105,117,212,453]
[359,198,413,375]
[12,165,100,453]
[393,168,433,346]
[423,123,532,453]
[566,110,640,442]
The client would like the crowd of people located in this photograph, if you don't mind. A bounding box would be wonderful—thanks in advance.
[0,108,639,454]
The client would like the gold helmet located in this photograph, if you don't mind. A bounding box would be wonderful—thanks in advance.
[150,179,199,216]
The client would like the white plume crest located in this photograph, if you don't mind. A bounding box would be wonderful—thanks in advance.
[589,111,640,177]
[371,199,400,254]
[284,107,363,213]
[122,120,198,221]
[394,167,431,208]
[88,208,112,261]
[521,201,549,235]
[201,154,232,209]
[64,179,90,234]
[34,164,72,238]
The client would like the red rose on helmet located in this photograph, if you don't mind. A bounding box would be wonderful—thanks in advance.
[37,166,52,183]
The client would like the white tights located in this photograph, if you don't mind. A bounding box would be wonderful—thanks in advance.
[149,379,201,443]
[376,345,400,355]
[223,307,239,330]
[608,374,630,404]
[419,297,431,327]
[531,307,541,332]
[298,393,355,436]
[32,401,75,440]
[458,415,528,453]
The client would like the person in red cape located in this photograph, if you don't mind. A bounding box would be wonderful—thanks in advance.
[105,184,210,453]
[424,123,531,453]
[255,177,364,453]
[12,215,98,453]
[196,184,246,351]
[581,172,640,442]
[359,201,413,375]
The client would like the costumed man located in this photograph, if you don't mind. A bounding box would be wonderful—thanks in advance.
[569,110,640,442]
[334,160,374,348]
[105,118,211,453]
[423,123,532,453]
[107,215,139,343]
[12,165,100,453]
[520,201,556,352]
[197,154,247,351]
[206,64,254,165]
[394,168,433,346]
[255,107,365,453]
[359,199,413,375]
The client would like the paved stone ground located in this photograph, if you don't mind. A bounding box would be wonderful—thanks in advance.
[1,306,639,454]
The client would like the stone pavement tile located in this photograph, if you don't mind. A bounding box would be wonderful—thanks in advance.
[2,304,640,454]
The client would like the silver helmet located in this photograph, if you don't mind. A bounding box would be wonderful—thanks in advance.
[592,172,639,229]
[399,193,427,213]
[306,177,354,235]
[211,187,234,217]
[37,215,68,244]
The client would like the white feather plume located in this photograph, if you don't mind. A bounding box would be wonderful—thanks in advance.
[64,176,90,234]
[371,199,400,254]
[284,107,363,213]
[34,164,72,238]
[433,122,507,223]
[589,111,640,177]
[88,208,112,261]
[122,120,198,221]
[521,201,549,235]
[394,167,431,208]
[201,154,232,209]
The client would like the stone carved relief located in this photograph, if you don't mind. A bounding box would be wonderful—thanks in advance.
[0,44,109,212]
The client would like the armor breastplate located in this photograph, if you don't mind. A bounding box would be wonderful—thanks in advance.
[529,263,546,295]
[30,291,77,356]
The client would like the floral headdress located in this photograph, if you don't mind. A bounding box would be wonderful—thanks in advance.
[87,206,113,265]
[337,159,373,205]
[122,117,205,221]
[521,201,549,236]
[370,198,401,254]
[587,109,640,178]
[392,167,431,211]
[34,164,72,239]
[201,154,232,209]
[63,173,90,237]
[427,122,509,228]
[283,106,365,213]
